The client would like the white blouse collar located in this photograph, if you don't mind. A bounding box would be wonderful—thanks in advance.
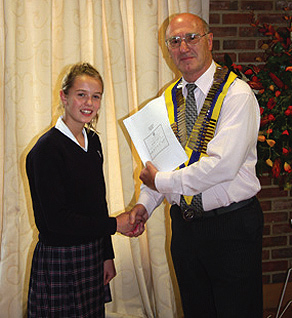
[55,116,88,152]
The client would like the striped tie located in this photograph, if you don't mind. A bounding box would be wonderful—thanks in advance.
[185,83,197,136]
[180,83,203,220]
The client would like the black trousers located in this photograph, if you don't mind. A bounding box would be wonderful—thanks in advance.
[170,197,263,318]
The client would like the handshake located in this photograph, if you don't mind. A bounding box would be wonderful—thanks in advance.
[115,161,158,237]
[116,204,148,237]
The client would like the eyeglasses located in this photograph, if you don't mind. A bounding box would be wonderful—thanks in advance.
[165,33,209,49]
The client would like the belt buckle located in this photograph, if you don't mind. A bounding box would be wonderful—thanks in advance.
[182,208,203,221]
[182,208,194,221]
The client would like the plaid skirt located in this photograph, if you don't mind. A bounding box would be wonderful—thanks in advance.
[27,238,112,318]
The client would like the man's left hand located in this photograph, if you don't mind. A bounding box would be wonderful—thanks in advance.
[139,161,158,191]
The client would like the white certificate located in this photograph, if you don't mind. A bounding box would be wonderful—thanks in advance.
[123,96,188,171]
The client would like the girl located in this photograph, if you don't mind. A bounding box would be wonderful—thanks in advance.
[26,63,141,317]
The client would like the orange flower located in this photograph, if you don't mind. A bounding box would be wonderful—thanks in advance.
[259,89,265,94]
[286,66,292,72]
[261,43,269,50]
[284,162,292,173]
[272,158,281,178]
[266,139,276,147]
[258,135,266,142]
[266,159,273,167]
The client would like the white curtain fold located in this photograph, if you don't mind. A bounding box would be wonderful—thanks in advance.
[0,1,209,317]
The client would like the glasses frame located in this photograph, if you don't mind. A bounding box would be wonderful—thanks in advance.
[165,32,209,49]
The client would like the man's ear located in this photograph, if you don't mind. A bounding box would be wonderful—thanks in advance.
[207,33,213,51]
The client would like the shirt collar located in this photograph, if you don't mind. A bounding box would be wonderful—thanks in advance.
[182,60,216,97]
[55,116,88,151]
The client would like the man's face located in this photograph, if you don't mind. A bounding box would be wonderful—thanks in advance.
[166,15,213,82]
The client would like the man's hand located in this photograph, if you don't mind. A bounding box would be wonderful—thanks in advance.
[129,204,148,226]
[116,210,145,237]
[139,161,158,191]
[116,211,137,235]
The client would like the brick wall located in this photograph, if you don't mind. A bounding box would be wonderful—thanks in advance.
[210,0,290,67]
[258,176,292,284]
[209,0,292,285]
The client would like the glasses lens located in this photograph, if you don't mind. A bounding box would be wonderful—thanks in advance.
[185,33,200,44]
[168,37,181,48]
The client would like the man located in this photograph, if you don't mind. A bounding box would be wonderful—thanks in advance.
[130,13,263,317]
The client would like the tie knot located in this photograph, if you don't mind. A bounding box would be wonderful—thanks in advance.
[186,83,196,94]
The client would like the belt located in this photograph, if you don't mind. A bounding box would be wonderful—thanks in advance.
[181,196,256,221]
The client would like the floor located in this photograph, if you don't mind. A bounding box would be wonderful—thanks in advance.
[264,308,276,318]
[264,305,292,317]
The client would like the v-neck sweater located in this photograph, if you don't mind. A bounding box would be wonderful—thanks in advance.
[26,127,116,256]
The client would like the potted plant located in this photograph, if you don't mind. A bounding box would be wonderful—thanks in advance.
[224,9,292,189]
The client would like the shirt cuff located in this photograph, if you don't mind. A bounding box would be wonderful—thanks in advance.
[155,170,181,194]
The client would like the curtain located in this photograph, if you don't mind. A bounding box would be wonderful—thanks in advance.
[0,1,209,317]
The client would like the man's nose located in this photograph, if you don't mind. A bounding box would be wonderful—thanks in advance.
[179,39,190,52]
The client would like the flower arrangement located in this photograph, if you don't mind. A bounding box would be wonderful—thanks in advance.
[224,9,292,189]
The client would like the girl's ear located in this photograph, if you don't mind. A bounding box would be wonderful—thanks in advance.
[59,90,68,105]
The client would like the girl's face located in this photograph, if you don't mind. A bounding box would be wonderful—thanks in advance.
[60,74,103,132]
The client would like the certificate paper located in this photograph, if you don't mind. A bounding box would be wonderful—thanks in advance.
[123,96,188,171]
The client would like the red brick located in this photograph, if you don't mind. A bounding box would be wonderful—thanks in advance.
[238,51,266,63]
[212,52,237,64]
[272,272,288,283]
[239,26,260,37]
[262,260,288,272]
[263,225,271,236]
[241,1,274,10]
[222,13,252,24]
[212,40,220,51]
[273,199,292,211]
[259,200,272,211]
[264,212,288,223]
[262,249,270,260]
[210,1,238,11]
[272,248,292,259]
[223,39,255,50]
[257,187,288,199]
[273,224,292,234]
[263,236,287,247]
[210,26,237,37]
[258,175,272,186]
[210,13,220,24]
[258,13,287,25]
[263,224,271,236]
